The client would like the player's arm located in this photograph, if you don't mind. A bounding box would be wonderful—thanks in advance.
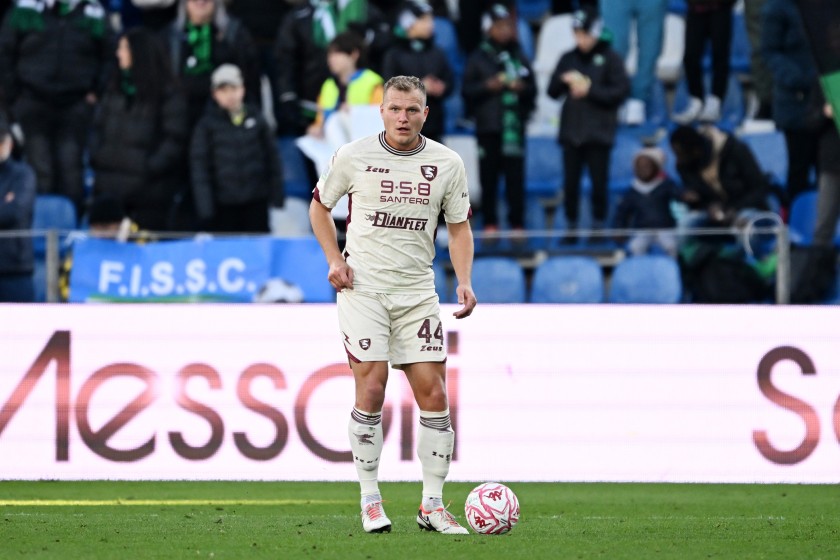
[309,197,354,290]
[446,219,476,319]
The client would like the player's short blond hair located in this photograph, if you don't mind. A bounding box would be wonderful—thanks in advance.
[383,75,427,106]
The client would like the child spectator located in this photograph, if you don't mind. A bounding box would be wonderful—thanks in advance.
[381,0,453,143]
[548,5,629,239]
[190,64,284,233]
[462,3,536,235]
[307,31,384,141]
[612,147,682,256]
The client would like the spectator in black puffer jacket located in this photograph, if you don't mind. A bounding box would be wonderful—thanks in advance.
[381,0,453,143]
[0,0,112,219]
[90,27,189,232]
[190,64,283,233]
[548,4,629,236]
[462,3,536,234]
[0,114,36,302]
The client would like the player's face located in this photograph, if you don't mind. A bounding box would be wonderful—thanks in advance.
[380,88,428,151]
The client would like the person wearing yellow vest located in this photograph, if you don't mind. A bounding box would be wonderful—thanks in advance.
[307,31,384,138]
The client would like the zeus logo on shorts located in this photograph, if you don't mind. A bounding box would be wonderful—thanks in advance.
[359,339,371,350]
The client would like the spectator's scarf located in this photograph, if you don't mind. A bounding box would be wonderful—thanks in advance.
[9,0,105,37]
[483,40,526,157]
[184,22,213,76]
[310,0,367,49]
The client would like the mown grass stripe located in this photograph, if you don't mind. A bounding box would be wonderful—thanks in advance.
[0,499,352,507]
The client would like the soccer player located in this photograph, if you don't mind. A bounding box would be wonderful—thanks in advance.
[309,75,477,535]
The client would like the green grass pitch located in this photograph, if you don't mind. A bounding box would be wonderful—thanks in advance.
[1,481,838,559]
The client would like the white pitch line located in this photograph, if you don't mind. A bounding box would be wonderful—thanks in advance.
[0,499,353,507]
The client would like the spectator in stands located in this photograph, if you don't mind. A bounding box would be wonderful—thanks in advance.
[812,103,840,248]
[164,0,261,130]
[669,124,770,230]
[456,0,511,55]
[129,0,178,30]
[613,147,682,256]
[552,0,599,14]
[672,0,736,124]
[162,0,260,230]
[226,0,293,132]
[0,114,35,302]
[599,0,667,125]
[307,31,384,141]
[90,27,189,232]
[274,0,391,137]
[190,64,283,233]
[760,0,820,207]
[381,0,453,143]
[0,0,111,219]
[548,4,629,239]
[462,3,536,236]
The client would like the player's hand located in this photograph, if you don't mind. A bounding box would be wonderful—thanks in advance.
[328,260,354,291]
[453,285,476,319]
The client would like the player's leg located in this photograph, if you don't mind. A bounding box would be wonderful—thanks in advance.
[349,360,392,533]
[337,290,393,533]
[388,293,467,534]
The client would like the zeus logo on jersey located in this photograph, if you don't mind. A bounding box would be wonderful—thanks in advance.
[365,165,390,173]
[366,211,429,231]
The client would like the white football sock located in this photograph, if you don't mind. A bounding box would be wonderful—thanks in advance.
[348,408,383,500]
[417,409,454,504]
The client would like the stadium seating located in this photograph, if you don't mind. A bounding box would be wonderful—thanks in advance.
[609,130,644,191]
[530,256,605,303]
[530,14,574,133]
[729,9,752,74]
[608,254,682,303]
[32,194,77,302]
[433,260,451,304]
[277,137,313,200]
[433,16,464,79]
[471,257,527,303]
[739,130,788,188]
[517,0,551,23]
[525,135,561,196]
[787,190,840,245]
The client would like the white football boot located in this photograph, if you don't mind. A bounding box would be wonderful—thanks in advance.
[417,505,469,534]
[361,500,392,533]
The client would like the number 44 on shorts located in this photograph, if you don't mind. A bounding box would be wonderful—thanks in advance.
[417,319,443,351]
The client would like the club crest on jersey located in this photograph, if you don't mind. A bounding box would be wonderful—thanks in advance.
[421,165,438,181]
[359,339,371,350]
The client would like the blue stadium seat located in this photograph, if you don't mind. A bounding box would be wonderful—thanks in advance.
[530,256,604,303]
[739,131,788,188]
[730,10,751,74]
[525,136,561,196]
[788,191,819,244]
[434,17,464,78]
[32,194,77,257]
[609,130,643,191]
[277,137,313,200]
[471,257,527,303]
[517,17,535,61]
[608,255,682,303]
[517,0,551,23]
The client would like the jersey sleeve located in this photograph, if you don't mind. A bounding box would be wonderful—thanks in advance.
[314,147,353,210]
[441,156,471,223]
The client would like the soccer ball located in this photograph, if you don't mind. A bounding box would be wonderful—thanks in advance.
[464,482,520,535]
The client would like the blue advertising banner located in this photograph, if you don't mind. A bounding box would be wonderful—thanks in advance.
[69,236,334,303]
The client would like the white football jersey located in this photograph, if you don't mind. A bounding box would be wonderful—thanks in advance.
[315,132,471,293]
